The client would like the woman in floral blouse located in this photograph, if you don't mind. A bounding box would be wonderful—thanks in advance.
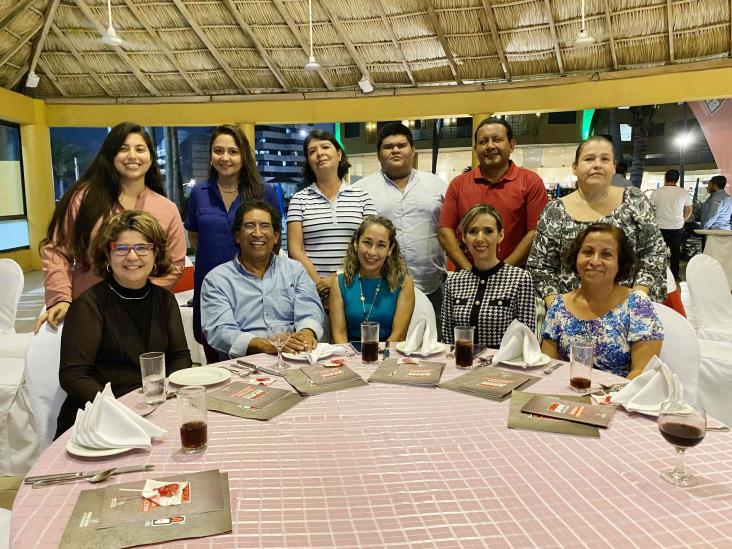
[527,136,667,304]
[541,223,663,378]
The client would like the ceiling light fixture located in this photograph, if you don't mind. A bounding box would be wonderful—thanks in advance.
[304,0,321,70]
[101,0,122,46]
[357,75,373,94]
[25,70,40,88]
[574,0,596,47]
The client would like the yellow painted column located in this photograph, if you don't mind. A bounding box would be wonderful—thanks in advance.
[238,123,256,156]
[471,112,493,168]
[21,102,55,270]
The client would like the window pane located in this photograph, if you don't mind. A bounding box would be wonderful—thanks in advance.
[0,123,25,218]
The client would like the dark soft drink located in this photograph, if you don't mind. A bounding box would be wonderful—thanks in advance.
[180,420,207,450]
[570,376,591,390]
[362,341,379,363]
[660,422,705,448]
[455,340,473,368]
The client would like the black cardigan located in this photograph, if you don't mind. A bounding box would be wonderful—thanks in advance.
[56,280,192,436]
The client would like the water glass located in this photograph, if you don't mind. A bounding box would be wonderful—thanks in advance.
[360,321,380,363]
[140,352,166,404]
[454,326,475,369]
[569,340,594,391]
[178,385,208,453]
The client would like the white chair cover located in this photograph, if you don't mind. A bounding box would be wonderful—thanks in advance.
[25,323,66,451]
[0,356,39,476]
[666,266,676,293]
[651,303,700,404]
[407,287,437,338]
[0,508,10,549]
[0,259,23,335]
[678,281,697,331]
[685,254,732,343]
[174,289,206,365]
[698,340,732,427]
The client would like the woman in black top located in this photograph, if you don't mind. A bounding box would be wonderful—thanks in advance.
[441,204,535,347]
[56,210,192,436]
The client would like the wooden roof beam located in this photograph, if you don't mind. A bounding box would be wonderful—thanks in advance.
[36,58,67,96]
[221,0,290,92]
[122,0,203,95]
[316,0,372,86]
[170,0,249,93]
[270,0,334,91]
[543,0,564,74]
[0,19,43,69]
[602,0,619,70]
[0,0,35,32]
[27,0,61,84]
[72,0,160,96]
[425,1,462,85]
[49,23,115,96]
[375,0,415,86]
[666,0,675,62]
[480,0,511,81]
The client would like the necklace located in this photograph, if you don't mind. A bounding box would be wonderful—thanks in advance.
[218,184,238,194]
[108,283,150,300]
[358,274,381,322]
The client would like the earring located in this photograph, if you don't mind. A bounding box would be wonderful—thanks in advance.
[106,264,111,273]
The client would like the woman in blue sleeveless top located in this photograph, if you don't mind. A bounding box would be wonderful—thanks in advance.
[330,216,415,342]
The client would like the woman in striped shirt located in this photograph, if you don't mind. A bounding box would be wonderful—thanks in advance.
[287,129,377,304]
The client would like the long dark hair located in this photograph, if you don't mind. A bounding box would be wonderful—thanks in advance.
[208,124,264,202]
[41,122,164,271]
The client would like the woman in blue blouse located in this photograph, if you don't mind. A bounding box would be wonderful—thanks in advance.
[185,124,278,363]
[329,216,415,343]
[541,223,664,379]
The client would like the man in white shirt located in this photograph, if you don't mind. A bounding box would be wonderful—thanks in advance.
[649,169,692,279]
[356,122,448,326]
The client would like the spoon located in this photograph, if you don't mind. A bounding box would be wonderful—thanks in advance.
[32,468,117,488]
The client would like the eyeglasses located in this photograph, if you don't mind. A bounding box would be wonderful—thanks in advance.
[110,242,155,256]
[240,222,274,234]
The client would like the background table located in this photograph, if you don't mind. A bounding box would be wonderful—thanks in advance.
[12,352,732,548]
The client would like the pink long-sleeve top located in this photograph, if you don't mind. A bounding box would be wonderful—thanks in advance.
[41,187,186,307]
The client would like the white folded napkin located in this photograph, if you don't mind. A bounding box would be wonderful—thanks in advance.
[71,383,167,449]
[492,320,542,367]
[305,343,338,366]
[404,316,442,356]
[611,356,683,415]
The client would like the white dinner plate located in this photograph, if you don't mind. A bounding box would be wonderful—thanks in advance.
[66,440,134,458]
[498,353,552,368]
[282,348,335,362]
[169,366,231,387]
[394,341,447,357]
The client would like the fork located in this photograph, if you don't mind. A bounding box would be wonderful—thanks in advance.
[543,362,562,375]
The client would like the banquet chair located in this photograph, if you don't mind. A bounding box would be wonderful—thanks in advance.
[407,287,437,337]
[25,323,66,451]
[685,254,732,343]
[0,259,23,334]
[651,303,700,404]
[698,340,732,427]
[0,507,10,549]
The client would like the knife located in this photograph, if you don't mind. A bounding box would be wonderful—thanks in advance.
[236,359,283,377]
[24,463,154,484]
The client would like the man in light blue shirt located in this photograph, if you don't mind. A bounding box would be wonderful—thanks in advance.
[701,175,732,230]
[201,201,324,358]
[356,122,448,324]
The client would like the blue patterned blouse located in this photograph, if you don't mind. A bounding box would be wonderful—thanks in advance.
[541,290,664,377]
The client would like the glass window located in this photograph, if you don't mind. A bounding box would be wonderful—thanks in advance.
[0,122,29,251]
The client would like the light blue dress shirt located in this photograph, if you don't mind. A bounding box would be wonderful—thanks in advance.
[201,254,324,357]
[701,189,732,230]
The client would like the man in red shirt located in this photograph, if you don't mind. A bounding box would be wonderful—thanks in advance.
[438,117,548,268]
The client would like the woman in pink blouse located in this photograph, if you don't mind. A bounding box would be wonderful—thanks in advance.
[35,122,185,331]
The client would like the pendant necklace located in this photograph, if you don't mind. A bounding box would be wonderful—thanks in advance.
[108,283,150,300]
[358,274,381,322]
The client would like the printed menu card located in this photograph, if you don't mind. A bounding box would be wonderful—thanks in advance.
[521,394,616,428]
[60,469,231,548]
[207,381,302,420]
[368,358,445,387]
[283,364,367,395]
[508,391,600,438]
[440,366,540,401]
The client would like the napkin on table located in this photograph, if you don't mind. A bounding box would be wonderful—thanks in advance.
[70,383,167,449]
[610,356,683,414]
[305,343,339,366]
[492,320,542,367]
[404,316,443,356]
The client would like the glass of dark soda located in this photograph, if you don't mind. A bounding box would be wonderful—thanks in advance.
[178,385,207,453]
[453,326,475,369]
[360,322,380,363]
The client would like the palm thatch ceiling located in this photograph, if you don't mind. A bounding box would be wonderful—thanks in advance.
[1,0,730,101]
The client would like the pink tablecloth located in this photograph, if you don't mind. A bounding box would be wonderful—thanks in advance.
[12,352,732,548]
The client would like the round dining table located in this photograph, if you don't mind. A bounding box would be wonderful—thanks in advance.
[11,350,732,548]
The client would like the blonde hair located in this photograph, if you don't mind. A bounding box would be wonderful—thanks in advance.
[342,216,408,292]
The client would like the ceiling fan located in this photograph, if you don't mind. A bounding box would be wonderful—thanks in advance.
[304,0,320,70]
[574,0,596,47]
[101,0,123,46]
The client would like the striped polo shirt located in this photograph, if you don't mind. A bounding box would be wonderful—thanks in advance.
[287,182,377,276]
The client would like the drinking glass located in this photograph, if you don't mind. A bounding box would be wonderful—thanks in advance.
[454,326,475,369]
[360,322,380,363]
[569,340,594,391]
[178,385,207,453]
[267,322,292,372]
[658,399,706,487]
[140,352,166,404]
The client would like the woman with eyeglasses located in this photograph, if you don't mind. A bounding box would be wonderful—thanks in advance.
[185,124,279,363]
[56,210,192,437]
[37,122,186,332]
